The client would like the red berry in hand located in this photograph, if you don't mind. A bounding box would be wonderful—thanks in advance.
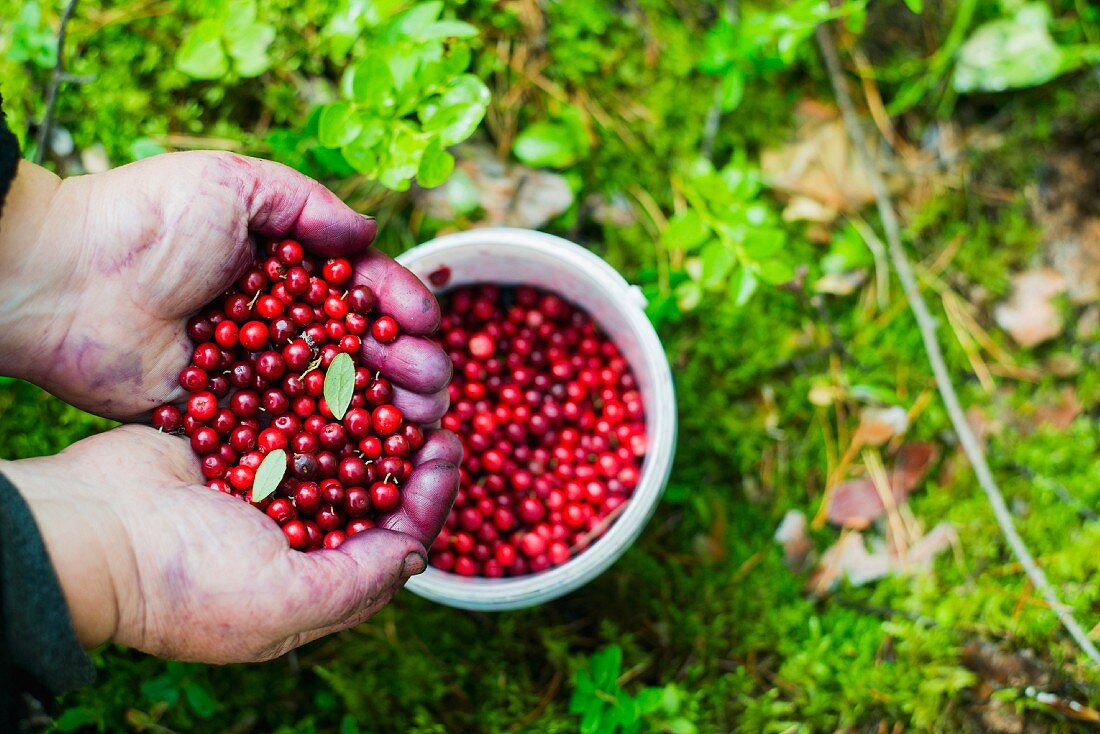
[371,315,399,343]
[295,482,322,514]
[369,480,400,513]
[276,239,304,267]
[239,321,269,351]
[192,343,221,371]
[283,520,310,551]
[187,391,218,422]
[324,295,349,320]
[347,285,376,314]
[322,258,353,286]
[214,320,239,349]
[372,405,402,435]
[323,530,347,549]
[152,404,183,432]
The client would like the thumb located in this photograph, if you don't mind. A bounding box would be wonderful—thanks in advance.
[230,154,376,256]
[280,528,426,644]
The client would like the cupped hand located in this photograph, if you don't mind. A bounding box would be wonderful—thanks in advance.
[1,424,461,662]
[1,151,449,422]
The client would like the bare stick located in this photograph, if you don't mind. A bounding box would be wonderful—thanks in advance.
[34,0,80,164]
[815,23,1100,666]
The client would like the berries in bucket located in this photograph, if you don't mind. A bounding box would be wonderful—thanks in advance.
[152,239,425,552]
[429,284,647,577]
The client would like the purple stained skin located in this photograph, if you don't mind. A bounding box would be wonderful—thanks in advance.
[0,151,462,664]
[7,148,460,570]
[14,151,445,423]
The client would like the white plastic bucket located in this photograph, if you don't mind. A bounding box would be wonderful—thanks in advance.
[397,228,676,610]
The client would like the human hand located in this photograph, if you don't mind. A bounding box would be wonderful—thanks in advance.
[0,152,450,423]
[0,424,461,662]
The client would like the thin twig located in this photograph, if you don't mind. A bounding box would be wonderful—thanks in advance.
[34,0,80,164]
[815,23,1100,667]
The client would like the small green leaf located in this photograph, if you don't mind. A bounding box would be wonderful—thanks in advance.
[418,74,490,145]
[324,352,356,420]
[176,20,228,79]
[513,120,580,168]
[589,645,622,690]
[417,138,455,188]
[699,240,735,290]
[227,22,275,77]
[661,211,712,252]
[420,19,479,40]
[394,0,444,37]
[903,0,922,12]
[719,68,745,112]
[730,266,758,306]
[755,258,797,285]
[318,102,362,148]
[141,675,181,705]
[184,680,216,718]
[54,707,99,732]
[252,449,287,502]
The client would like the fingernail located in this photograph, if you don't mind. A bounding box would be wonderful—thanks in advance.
[402,552,426,578]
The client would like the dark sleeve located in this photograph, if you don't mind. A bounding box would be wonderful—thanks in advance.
[0,471,95,731]
[0,92,19,216]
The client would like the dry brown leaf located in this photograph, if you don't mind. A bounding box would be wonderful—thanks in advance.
[891,442,939,493]
[1031,153,1100,305]
[761,104,878,223]
[417,144,573,228]
[994,268,1067,347]
[807,522,956,595]
[774,510,814,572]
[814,270,867,296]
[854,406,909,446]
[1033,386,1083,430]
[825,442,938,528]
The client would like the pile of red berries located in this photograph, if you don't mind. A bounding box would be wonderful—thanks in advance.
[152,239,421,552]
[429,284,646,577]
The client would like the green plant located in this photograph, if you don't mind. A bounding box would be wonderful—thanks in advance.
[952,2,1100,94]
[512,103,590,169]
[314,0,490,190]
[176,0,276,79]
[656,154,794,319]
[4,0,57,68]
[697,0,868,116]
[569,646,695,734]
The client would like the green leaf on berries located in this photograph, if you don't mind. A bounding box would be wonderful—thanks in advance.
[252,449,287,503]
[325,352,356,420]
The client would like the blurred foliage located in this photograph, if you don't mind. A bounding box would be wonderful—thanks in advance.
[2,0,1100,731]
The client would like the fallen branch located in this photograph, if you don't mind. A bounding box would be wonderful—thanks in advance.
[815,22,1100,667]
[34,0,80,164]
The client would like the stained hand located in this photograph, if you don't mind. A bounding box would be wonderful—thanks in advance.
[1,424,461,662]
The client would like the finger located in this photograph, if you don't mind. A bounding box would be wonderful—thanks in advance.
[392,384,450,424]
[230,154,377,256]
[361,333,452,394]
[377,458,460,547]
[282,528,425,635]
[350,249,440,335]
[412,429,464,466]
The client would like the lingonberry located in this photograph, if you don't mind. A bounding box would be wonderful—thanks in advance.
[347,285,376,314]
[322,258,353,286]
[276,239,304,267]
[152,404,183,432]
[371,315,399,343]
[369,480,400,513]
[372,404,402,435]
[283,520,310,551]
